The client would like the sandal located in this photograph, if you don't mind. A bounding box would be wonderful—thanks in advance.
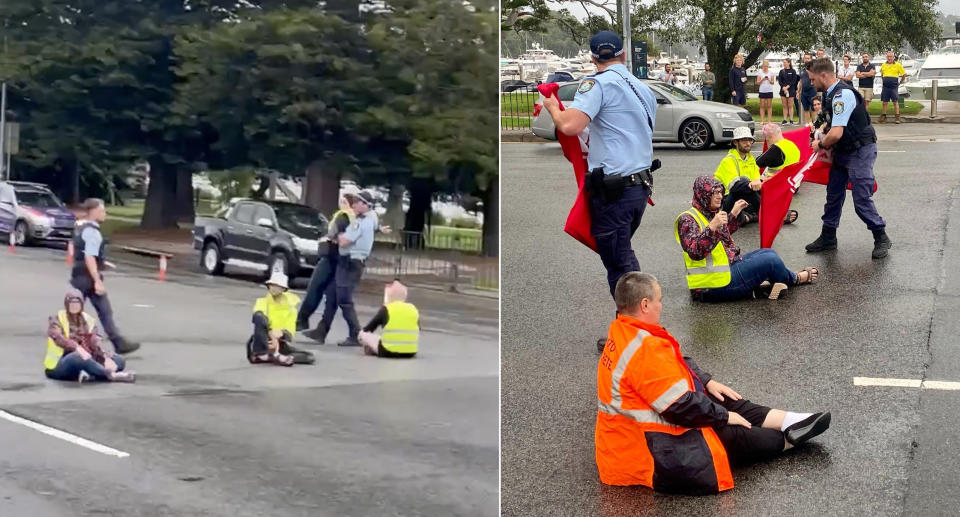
[783,210,799,225]
[271,353,295,367]
[796,267,819,285]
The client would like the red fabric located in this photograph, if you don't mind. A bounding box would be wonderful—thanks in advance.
[538,82,596,252]
[538,83,655,254]
[759,127,880,247]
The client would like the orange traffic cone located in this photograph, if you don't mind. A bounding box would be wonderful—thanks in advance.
[158,255,167,281]
[66,240,74,265]
[8,232,14,254]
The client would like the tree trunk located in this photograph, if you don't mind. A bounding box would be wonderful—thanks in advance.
[403,177,434,250]
[384,181,406,235]
[481,179,498,257]
[706,40,735,105]
[67,157,80,205]
[303,161,339,217]
[141,160,179,230]
[175,167,195,223]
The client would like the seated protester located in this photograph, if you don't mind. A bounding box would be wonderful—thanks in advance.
[596,272,832,494]
[757,123,803,224]
[358,280,419,359]
[45,289,135,383]
[675,176,818,302]
[248,272,315,366]
[714,126,761,225]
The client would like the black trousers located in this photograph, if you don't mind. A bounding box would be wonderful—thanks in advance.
[70,275,121,341]
[722,179,761,223]
[296,255,338,329]
[335,258,365,339]
[710,395,785,466]
[248,314,314,364]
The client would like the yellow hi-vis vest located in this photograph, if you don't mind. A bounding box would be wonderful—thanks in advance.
[765,139,801,175]
[674,208,732,289]
[382,302,419,354]
[714,150,760,191]
[45,310,97,370]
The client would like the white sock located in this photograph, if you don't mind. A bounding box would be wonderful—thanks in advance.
[781,411,813,431]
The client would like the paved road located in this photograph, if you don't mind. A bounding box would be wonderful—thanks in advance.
[501,123,960,516]
[0,245,498,516]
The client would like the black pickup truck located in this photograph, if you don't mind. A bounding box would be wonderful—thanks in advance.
[193,198,329,279]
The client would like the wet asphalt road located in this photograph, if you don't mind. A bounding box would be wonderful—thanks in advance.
[501,124,960,516]
[0,245,498,516]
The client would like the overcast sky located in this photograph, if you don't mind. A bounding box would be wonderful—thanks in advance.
[553,0,960,21]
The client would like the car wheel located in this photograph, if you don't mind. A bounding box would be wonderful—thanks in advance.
[680,118,713,151]
[14,220,31,246]
[267,251,297,279]
[202,241,225,275]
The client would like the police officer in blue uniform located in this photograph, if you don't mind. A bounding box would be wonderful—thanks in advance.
[804,57,892,259]
[541,30,658,350]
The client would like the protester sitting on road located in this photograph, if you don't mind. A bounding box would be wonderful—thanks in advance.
[714,126,762,225]
[298,193,357,339]
[358,279,419,359]
[248,272,315,366]
[45,289,135,383]
[597,272,832,494]
[757,123,802,225]
[675,176,818,302]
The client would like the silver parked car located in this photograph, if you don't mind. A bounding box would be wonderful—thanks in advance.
[531,79,755,150]
[0,181,77,246]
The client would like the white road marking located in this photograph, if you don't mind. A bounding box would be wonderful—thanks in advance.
[133,304,154,308]
[854,377,960,390]
[877,150,906,153]
[0,410,130,458]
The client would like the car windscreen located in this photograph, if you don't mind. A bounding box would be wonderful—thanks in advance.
[651,82,699,101]
[273,204,325,239]
[15,190,62,208]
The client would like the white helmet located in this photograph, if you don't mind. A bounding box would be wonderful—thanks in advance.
[265,272,289,290]
[732,126,756,141]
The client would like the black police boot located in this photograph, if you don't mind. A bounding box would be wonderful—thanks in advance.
[112,336,141,355]
[302,322,329,344]
[805,226,838,253]
[338,336,361,347]
[872,229,892,259]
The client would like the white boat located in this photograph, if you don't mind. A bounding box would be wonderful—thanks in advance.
[905,41,960,102]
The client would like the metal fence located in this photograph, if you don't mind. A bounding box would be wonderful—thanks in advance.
[501,89,539,131]
[367,231,498,293]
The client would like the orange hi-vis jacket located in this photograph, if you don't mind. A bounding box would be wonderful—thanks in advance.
[596,315,734,494]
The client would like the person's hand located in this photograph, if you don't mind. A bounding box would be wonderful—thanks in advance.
[380,225,392,235]
[812,139,822,152]
[94,280,106,295]
[730,199,750,217]
[708,211,728,231]
[706,379,743,402]
[728,411,752,429]
[541,95,559,113]
[749,178,763,191]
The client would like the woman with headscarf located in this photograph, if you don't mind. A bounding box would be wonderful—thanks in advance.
[674,176,818,302]
[45,289,135,382]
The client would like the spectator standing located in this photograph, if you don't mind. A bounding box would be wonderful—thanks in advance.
[729,54,748,108]
[798,52,816,125]
[700,63,716,101]
[879,51,908,124]
[756,60,776,125]
[662,64,677,86]
[838,55,855,86]
[855,53,877,109]
[777,58,799,125]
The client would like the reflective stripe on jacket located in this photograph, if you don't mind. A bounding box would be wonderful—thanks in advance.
[674,208,731,289]
[45,310,97,370]
[382,302,419,354]
[595,315,733,493]
[714,150,760,191]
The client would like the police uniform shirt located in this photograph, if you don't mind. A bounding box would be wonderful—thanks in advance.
[827,81,856,128]
[341,212,377,260]
[568,63,656,176]
[81,222,103,258]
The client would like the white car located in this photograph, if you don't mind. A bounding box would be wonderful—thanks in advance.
[531,80,755,150]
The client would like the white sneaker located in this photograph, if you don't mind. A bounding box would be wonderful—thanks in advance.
[78,371,91,383]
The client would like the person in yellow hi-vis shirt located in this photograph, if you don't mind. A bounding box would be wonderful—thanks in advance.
[358,280,419,358]
[879,51,907,124]
[247,272,315,366]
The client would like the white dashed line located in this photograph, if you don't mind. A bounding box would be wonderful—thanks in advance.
[877,150,906,153]
[0,410,130,458]
[854,377,960,390]
[133,304,154,308]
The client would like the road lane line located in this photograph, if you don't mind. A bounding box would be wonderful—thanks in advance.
[133,304,154,308]
[0,410,130,458]
[877,150,906,153]
[854,377,960,390]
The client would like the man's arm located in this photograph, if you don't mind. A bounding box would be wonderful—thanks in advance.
[683,356,713,386]
[633,343,729,428]
[338,220,362,247]
[48,317,78,352]
[546,105,591,136]
[362,306,389,333]
[677,214,722,261]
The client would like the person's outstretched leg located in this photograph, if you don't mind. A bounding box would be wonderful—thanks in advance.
[335,259,364,346]
[710,397,787,465]
[297,258,331,330]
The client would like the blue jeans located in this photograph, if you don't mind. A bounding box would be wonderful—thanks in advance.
[702,88,714,101]
[695,249,797,303]
[822,143,885,231]
[296,255,338,329]
[589,185,650,298]
[45,352,125,382]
